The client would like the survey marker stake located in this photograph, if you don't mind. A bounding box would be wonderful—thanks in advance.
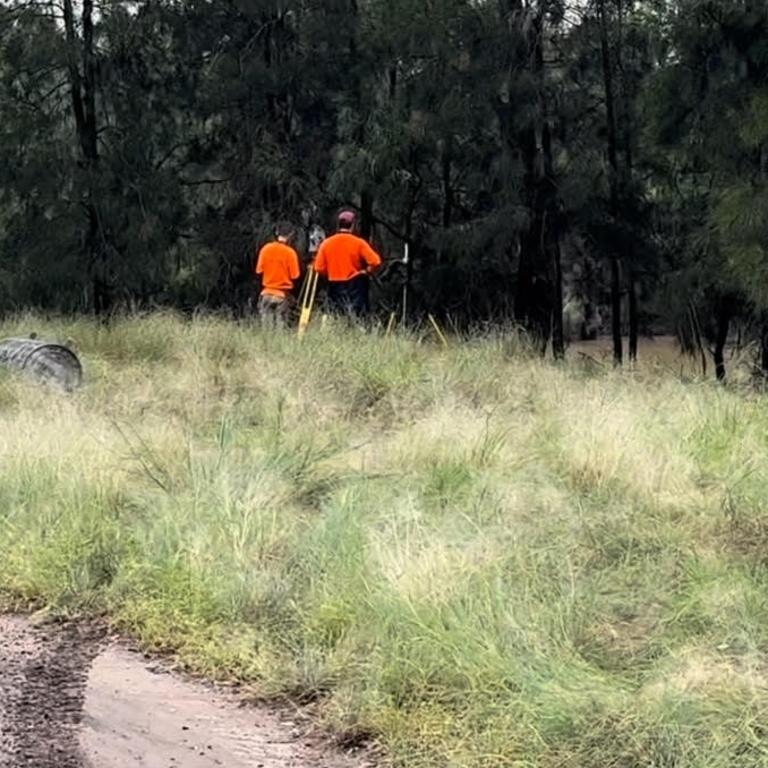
[401,243,410,327]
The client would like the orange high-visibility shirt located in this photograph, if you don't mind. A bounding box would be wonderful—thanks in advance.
[314,233,382,282]
[255,242,301,298]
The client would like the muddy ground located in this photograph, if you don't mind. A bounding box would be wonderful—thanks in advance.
[0,616,371,768]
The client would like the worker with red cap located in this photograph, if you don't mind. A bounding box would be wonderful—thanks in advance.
[313,210,382,317]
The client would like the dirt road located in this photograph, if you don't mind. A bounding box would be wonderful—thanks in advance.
[0,616,369,768]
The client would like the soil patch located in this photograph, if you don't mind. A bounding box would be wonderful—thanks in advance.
[0,617,371,768]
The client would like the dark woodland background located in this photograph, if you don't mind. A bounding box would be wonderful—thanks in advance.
[2,1,768,373]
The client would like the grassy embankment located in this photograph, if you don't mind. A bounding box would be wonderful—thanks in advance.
[1,313,767,767]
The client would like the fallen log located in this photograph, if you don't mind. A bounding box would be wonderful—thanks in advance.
[0,338,83,392]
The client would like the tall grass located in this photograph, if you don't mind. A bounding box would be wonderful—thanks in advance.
[1,313,767,766]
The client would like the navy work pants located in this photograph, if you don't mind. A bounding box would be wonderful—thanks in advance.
[327,274,370,317]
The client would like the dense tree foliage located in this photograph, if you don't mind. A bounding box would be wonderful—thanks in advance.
[1,0,767,373]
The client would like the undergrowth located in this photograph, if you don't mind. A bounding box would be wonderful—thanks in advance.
[0,313,766,767]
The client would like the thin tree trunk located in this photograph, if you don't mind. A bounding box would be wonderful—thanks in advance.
[515,6,546,337]
[541,118,564,360]
[515,208,535,327]
[628,271,639,363]
[616,0,633,174]
[360,190,374,241]
[62,0,87,155]
[761,317,768,378]
[610,256,623,365]
[64,0,109,314]
[439,139,453,269]
[688,301,708,378]
[714,298,732,383]
[442,141,453,232]
[616,0,640,364]
[81,0,109,314]
[81,0,98,162]
[388,65,398,100]
[598,0,623,366]
[552,234,565,360]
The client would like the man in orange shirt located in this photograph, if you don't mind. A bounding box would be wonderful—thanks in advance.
[255,222,301,329]
[314,210,382,317]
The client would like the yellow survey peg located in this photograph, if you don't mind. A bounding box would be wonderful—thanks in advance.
[428,313,449,347]
[385,312,397,337]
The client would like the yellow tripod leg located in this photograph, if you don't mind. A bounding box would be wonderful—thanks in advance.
[302,270,320,336]
[297,268,312,309]
[298,269,319,339]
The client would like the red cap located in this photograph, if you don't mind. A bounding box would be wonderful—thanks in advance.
[338,210,356,226]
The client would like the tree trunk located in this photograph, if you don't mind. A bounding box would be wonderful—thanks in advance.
[510,102,535,322]
[628,270,639,363]
[442,141,453,232]
[552,234,565,360]
[761,316,768,378]
[81,0,98,162]
[514,6,546,338]
[616,0,640,365]
[611,256,623,366]
[515,214,535,327]
[616,0,633,175]
[63,0,109,315]
[688,301,708,378]
[598,0,623,366]
[714,298,732,383]
[62,0,87,156]
[360,189,374,241]
[438,139,453,268]
[81,0,109,314]
[541,118,564,361]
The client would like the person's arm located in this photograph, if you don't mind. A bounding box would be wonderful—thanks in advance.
[314,242,328,277]
[254,247,265,291]
[361,240,383,274]
[289,249,302,294]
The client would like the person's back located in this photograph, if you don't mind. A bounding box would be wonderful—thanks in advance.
[314,211,382,316]
[255,224,301,328]
[316,232,379,282]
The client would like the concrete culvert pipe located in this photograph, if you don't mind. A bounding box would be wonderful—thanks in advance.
[0,338,83,392]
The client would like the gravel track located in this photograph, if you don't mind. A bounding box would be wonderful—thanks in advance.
[0,617,369,768]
